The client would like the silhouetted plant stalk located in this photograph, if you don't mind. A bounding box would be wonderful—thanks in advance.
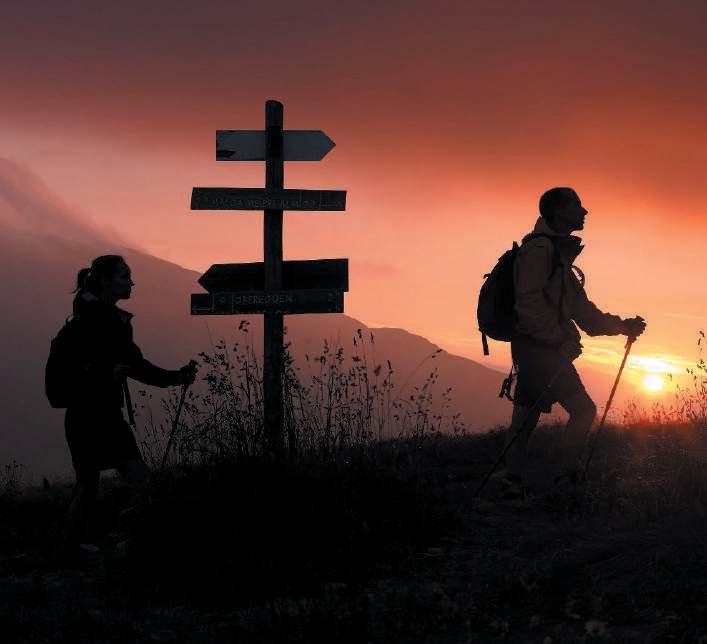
[139,323,466,469]
[621,330,707,430]
[0,458,24,495]
[671,329,707,426]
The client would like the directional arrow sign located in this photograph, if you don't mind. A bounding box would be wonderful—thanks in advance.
[216,130,335,161]
[191,289,344,315]
[199,259,348,293]
[191,188,346,211]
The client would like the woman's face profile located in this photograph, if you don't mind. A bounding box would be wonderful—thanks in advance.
[101,261,134,301]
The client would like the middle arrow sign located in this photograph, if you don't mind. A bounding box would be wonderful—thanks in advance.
[191,188,346,211]
[199,258,348,293]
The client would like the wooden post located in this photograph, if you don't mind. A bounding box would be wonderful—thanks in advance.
[191,100,347,459]
[264,100,284,458]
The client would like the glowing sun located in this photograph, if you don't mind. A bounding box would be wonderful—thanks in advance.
[643,373,665,393]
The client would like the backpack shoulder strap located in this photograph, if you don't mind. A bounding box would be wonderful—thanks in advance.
[520,233,561,274]
[518,233,566,318]
[481,332,489,356]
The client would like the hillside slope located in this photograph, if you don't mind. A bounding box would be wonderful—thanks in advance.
[0,226,511,478]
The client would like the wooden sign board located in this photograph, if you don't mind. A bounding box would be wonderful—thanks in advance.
[191,188,346,211]
[216,130,335,161]
[198,258,348,293]
[191,289,344,315]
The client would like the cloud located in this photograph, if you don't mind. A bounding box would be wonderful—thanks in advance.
[580,338,693,380]
[0,157,133,247]
[351,260,402,281]
[662,313,706,321]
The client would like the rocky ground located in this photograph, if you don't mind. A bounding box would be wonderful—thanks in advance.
[2,427,707,643]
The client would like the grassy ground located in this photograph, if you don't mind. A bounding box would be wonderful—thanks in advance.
[2,423,707,643]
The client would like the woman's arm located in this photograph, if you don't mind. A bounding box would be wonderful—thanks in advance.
[124,341,183,387]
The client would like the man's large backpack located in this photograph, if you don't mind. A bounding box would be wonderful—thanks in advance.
[477,233,559,356]
[45,317,86,408]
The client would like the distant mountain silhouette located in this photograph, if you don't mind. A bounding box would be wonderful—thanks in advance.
[0,161,628,480]
[0,221,519,479]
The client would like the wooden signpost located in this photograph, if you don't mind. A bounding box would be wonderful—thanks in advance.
[191,100,347,457]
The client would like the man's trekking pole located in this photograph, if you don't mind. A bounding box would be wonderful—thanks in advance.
[160,382,189,475]
[473,361,569,499]
[581,335,636,481]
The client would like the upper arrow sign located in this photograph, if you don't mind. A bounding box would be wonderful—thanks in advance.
[216,130,336,161]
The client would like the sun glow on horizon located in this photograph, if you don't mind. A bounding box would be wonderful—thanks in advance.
[630,355,678,395]
[642,373,665,393]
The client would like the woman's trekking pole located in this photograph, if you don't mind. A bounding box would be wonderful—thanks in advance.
[473,361,568,499]
[160,382,189,476]
[581,335,636,481]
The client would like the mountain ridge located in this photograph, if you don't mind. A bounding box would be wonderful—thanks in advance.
[1,222,513,479]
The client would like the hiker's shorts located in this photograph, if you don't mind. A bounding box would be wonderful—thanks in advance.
[511,339,588,413]
[65,406,141,477]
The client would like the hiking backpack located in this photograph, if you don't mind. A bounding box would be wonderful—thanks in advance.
[477,234,560,356]
[45,316,87,408]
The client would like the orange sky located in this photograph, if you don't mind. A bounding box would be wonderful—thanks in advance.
[2,0,707,402]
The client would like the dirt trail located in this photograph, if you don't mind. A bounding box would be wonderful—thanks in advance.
[2,434,707,642]
[362,459,707,643]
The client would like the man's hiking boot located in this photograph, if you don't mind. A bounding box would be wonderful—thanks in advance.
[553,467,581,487]
[490,470,529,501]
[492,470,522,483]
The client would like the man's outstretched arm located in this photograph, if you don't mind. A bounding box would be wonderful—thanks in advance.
[571,277,640,337]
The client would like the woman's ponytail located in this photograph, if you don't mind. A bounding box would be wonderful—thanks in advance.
[73,268,92,294]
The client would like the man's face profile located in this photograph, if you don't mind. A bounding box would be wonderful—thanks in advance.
[555,192,588,232]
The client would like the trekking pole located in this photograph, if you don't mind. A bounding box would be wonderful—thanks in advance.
[122,381,136,429]
[473,361,569,499]
[581,335,636,481]
[160,382,190,476]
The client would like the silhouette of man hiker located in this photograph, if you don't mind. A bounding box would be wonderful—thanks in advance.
[60,254,197,559]
[498,188,646,489]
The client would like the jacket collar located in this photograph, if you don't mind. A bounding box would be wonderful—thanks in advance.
[524,216,584,263]
[73,290,134,323]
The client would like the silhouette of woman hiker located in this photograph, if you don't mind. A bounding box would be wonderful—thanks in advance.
[60,254,197,557]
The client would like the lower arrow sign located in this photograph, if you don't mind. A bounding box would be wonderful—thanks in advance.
[191,289,344,315]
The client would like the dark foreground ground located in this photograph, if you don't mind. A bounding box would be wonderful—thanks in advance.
[2,424,707,643]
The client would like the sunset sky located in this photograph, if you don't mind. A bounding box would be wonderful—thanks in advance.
[2,0,707,399]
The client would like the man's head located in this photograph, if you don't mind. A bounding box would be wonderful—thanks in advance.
[539,187,588,233]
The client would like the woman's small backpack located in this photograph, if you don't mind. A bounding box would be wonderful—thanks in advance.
[45,317,86,408]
